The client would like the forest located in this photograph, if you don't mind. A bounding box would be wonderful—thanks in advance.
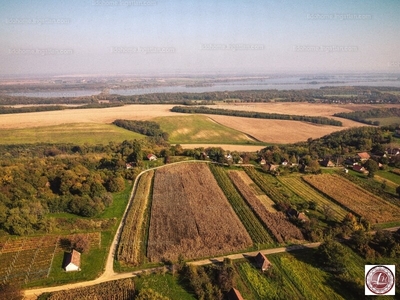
[1,86,400,106]
[334,107,400,125]
[171,105,343,126]
[113,119,169,143]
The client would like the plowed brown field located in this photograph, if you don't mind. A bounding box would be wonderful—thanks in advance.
[147,163,252,262]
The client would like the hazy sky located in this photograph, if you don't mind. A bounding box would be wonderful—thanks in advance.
[1,0,399,75]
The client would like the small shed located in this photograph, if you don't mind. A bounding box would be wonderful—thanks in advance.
[255,252,271,272]
[147,154,157,161]
[63,249,81,272]
[227,288,244,300]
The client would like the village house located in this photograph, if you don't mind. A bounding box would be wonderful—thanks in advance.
[320,158,335,167]
[147,154,157,161]
[286,208,309,222]
[255,252,272,272]
[259,158,266,165]
[356,152,370,162]
[63,249,81,272]
[265,163,279,172]
[227,288,244,300]
[353,165,368,174]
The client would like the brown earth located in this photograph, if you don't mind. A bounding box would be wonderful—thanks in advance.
[147,163,252,262]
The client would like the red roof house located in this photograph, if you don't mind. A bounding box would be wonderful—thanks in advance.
[255,252,271,271]
[63,249,81,272]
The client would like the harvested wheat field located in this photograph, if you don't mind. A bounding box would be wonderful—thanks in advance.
[0,104,179,129]
[147,163,252,262]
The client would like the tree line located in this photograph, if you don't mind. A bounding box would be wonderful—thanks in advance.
[113,119,169,143]
[334,107,400,126]
[1,86,400,106]
[171,105,343,126]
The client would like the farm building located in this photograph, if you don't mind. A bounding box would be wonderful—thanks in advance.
[353,165,368,174]
[227,288,244,300]
[320,159,335,167]
[255,252,271,271]
[147,154,157,161]
[356,152,370,161]
[63,249,81,272]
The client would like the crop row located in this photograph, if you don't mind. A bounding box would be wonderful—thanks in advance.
[117,170,154,266]
[268,254,342,299]
[210,164,273,245]
[147,163,252,261]
[244,167,289,204]
[303,174,400,224]
[278,176,348,222]
[46,279,135,300]
[228,171,303,243]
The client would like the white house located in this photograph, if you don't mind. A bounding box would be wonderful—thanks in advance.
[64,249,81,272]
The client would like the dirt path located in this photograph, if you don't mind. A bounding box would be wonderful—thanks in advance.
[23,242,320,299]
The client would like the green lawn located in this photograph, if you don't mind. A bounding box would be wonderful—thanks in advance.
[0,123,144,145]
[154,115,262,145]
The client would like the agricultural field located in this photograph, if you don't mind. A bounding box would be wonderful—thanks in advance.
[278,175,349,222]
[236,249,366,300]
[210,164,274,245]
[117,170,154,266]
[303,174,400,224]
[0,123,144,145]
[230,170,276,212]
[147,163,252,262]
[0,102,368,145]
[44,278,135,300]
[154,114,258,144]
[0,233,101,285]
[244,167,300,205]
[228,171,304,243]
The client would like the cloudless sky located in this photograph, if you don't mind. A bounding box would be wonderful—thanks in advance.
[0,0,399,75]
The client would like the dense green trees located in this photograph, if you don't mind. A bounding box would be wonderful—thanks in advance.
[334,108,400,125]
[0,140,152,235]
[113,119,169,143]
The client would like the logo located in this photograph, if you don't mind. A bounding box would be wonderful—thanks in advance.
[365,265,395,295]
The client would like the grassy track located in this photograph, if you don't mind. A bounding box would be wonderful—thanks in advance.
[117,171,154,266]
[154,115,259,144]
[0,123,144,145]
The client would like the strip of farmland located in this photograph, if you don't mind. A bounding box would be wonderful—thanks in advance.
[303,174,400,224]
[278,176,348,222]
[117,170,154,266]
[147,163,252,262]
[228,171,304,243]
[232,170,276,212]
[244,167,289,204]
[210,164,274,245]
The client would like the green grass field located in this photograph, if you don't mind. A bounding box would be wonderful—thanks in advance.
[154,115,262,144]
[0,123,144,145]
[134,273,195,300]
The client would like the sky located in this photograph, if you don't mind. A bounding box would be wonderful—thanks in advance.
[0,0,399,76]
